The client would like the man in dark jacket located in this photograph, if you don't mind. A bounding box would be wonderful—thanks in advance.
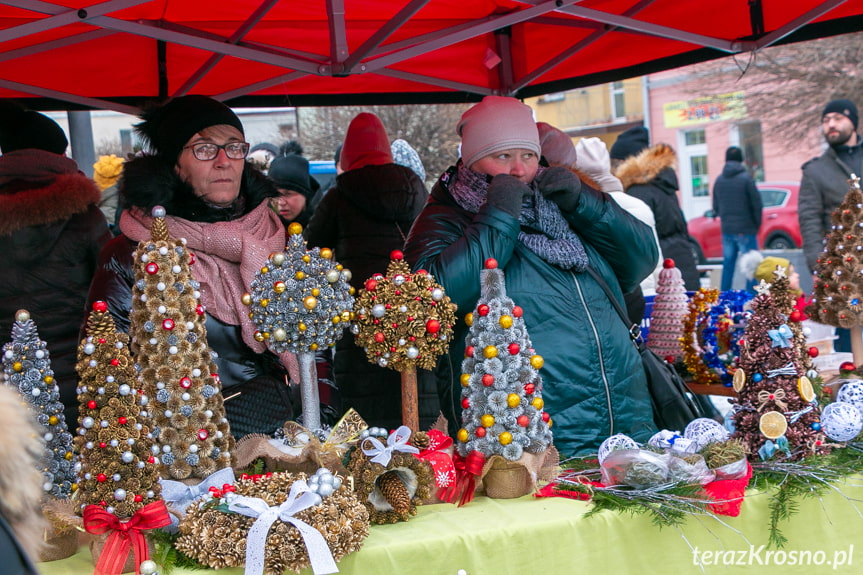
[0,102,112,425]
[712,146,762,291]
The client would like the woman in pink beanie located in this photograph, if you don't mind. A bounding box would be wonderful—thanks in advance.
[404,96,659,456]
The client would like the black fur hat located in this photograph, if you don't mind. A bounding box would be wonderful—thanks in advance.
[0,100,68,155]
[134,95,244,165]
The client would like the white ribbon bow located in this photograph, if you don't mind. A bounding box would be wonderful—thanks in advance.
[647,429,696,453]
[160,467,236,532]
[228,481,338,575]
[360,425,419,467]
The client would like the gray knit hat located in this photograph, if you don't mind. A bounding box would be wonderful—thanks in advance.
[457,96,540,169]
[391,139,426,181]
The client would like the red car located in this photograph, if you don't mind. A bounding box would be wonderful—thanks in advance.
[687,181,801,262]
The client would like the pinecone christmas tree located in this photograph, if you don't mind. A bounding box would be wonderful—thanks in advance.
[808,176,863,363]
[647,258,690,363]
[129,207,234,480]
[1,310,76,498]
[74,302,162,518]
[731,283,825,461]
[352,250,457,431]
[456,259,553,461]
[243,222,354,432]
[765,265,815,375]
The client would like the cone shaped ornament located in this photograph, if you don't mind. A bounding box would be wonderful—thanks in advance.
[456,260,553,460]
[243,222,354,431]
[647,258,689,363]
[353,250,457,429]
[74,302,162,517]
[1,309,76,498]
[808,176,863,363]
[129,207,234,480]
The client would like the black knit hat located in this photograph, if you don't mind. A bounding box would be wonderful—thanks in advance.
[725,146,743,162]
[822,98,858,130]
[134,95,244,165]
[609,126,649,160]
[267,154,319,199]
[0,101,68,154]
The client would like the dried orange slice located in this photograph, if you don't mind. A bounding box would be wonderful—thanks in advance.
[759,411,788,439]
[732,369,746,392]
[797,376,815,402]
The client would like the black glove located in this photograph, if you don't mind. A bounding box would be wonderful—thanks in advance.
[486,174,532,218]
[535,166,581,212]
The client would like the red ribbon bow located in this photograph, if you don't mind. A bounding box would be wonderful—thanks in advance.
[439,450,485,507]
[83,500,171,575]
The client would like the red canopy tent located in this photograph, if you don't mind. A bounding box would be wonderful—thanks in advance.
[0,0,860,113]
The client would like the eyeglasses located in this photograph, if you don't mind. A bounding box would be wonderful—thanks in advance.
[183,142,250,161]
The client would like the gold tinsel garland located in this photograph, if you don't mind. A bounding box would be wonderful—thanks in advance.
[175,471,369,574]
[346,432,434,524]
[352,255,457,372]
[680,288,721,385]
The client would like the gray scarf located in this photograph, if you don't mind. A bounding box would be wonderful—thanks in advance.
[449,163,589,271]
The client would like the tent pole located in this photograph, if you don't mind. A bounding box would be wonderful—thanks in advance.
[67,110,95,178]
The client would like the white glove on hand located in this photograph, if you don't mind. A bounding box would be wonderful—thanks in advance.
[575,137,623,193]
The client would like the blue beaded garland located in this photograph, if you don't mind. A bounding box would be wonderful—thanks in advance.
[699,290,754,385]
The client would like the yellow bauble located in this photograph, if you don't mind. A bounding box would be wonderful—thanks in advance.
[349,287,356,295]
[460,373,471,387]
[49,415,58,425]
[302,254,311,263]
[273,281,286,294]
[298,323,307,332]
[241,293,252,306]
[12,362,22,372]
[547,417,553,428]
[44,375,54,385]
[507,393,520,408]
[65,451,74,460]
[260,266,269,274]
[530,355,544,369]
[499,315,513,329]
[254,331,265,342]
[262,332,271,340]
[320,248,333,259]
[341,311,352,322]
[481,414,495,428]
[71,483,78,492]
[288,222,303,236]
[499,432,513,445]
[332,316,341,324]
[260,298,269,307]
[457,428,469,443]
[465,312,474,327]
[312,288,320,296]
[483,345,498,359]
[310,343,319,350]
[336,264,343,271]
[303,296,318,310]
[295,271,306,281]
[532,397,544,410]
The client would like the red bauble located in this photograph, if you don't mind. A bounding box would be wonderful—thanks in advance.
[481,374,495,387]
[87,400,97,409]
[99,442,107,449]
[148,456,155,464]
[664,355,675,364]
[98,338,106,344]
[110,358,119,366]
[196,304,205,316]
[808,346,820,358]
[465,345,474,357]
[134,494,143,503]
[145,262,159,275]
[475,427,487,438]
[391,250,404,260]
[415,269,428,275]
[840,361,856,372]
[188,252,196,265]
[663,258,675,269]
[542,412,551,423]
[461,397,470,409]
[92,301,108,313]
[197,429,209,441]
[118,416,127,425]
[484,258,498,269]
[365,278,378,291]
[477,305,489,317]
[512,306,523,318]
[179,377,192,389]
[162,318,175,330]
[96,474,107,483]
[426,319,441,333]
[508,342,520,355]
[524,383,535,395]
[517,415,530,427]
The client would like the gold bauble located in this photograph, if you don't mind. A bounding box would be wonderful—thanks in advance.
[312,288,320,296]
[302,255,311,263]
[49,415,59,425]
[499,315,513,329]
[499,432,513,445]
[44,375,54,385]
[341,311,352,322]
[320,248,333,259]
[15,309,30,322]
[273,281,286,294]
[531,397,544,410]
[480,414,495,428]
[457,428,469,443]
[460,373,471,387]
[310,343,319,350]
[288,222,303,236]
[260,298,269,307]
[465,312,474,327]
[336,264,343,271]
[332,316,341,324]
[254,331,265,342]
[507,393,521,408]
[303,296,318,310]
[530,355,544,369]
[295,271,306,281]
[12,362,22,372]
[298,323,307,332]
[241,293,252,306]
[483,345,498,359]
[65,451,74,460]
[349,287,356,295]
[260,266,269,274]
[262,332,271,340]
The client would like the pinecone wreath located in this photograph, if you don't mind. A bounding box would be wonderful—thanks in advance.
[347,427,433,524]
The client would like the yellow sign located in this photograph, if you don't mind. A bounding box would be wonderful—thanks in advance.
[663,92,747,128]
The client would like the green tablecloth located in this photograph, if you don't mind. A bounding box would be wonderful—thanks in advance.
[40,481,863,574]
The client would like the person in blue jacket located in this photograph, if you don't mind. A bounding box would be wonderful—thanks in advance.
[404,96,658,456]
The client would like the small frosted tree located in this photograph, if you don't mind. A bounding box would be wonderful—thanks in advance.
[647,258,690,363]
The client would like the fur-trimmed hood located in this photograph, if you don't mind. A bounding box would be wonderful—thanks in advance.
[615,143,678,194]
[0,155,101,237]
[120,155,278,223]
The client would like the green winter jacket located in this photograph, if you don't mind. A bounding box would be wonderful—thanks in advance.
[404,167,659,456]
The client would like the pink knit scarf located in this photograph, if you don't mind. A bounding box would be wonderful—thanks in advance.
[119,203,295,374]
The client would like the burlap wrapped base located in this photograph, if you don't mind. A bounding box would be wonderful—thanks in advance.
[38,524,79,562]
[480,447,560,499]
[89,532,156,574]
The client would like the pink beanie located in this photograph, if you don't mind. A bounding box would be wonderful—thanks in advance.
[457,96,540,169]
[340,112,393,172]
[537,122,577,167]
